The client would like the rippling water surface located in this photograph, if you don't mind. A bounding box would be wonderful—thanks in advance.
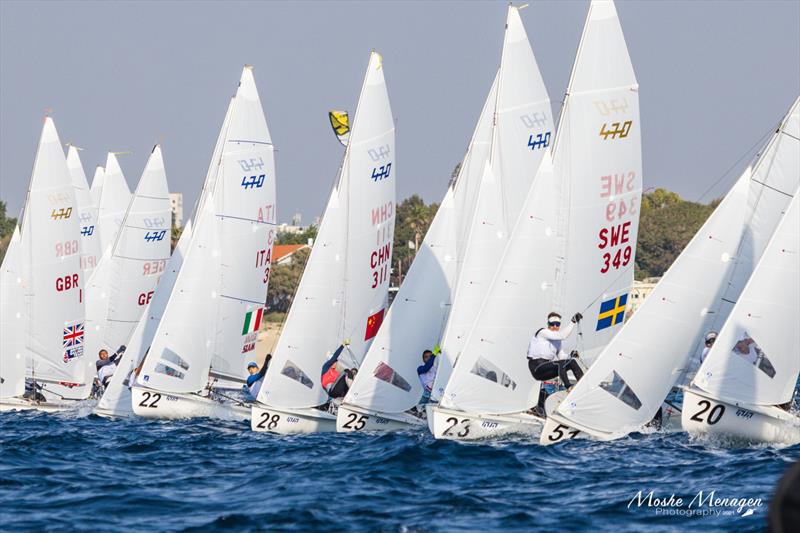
[0,409,795,532]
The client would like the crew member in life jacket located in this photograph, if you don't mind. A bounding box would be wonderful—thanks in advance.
[321,340,357,400]
[245,354,271,400]
[96,345,126,390]
[417,347,439,404]
[526,312,584,417]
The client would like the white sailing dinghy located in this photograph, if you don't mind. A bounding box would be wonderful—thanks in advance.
[89,165,105,207]
[94,221,193,418]
[0,117,87,411]
[431,0,642,440]
[96,152,132,255]
[337,6,552,432]
[66,146,102,276]
[132,66,277,420]
[85,145,171,393]
[252,52,395,434]
[681,189,800,444]
[0,227,26,402]
[540,97,800,444]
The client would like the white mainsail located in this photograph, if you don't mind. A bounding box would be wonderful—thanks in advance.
[20,118,86,386]
[692,190,799,407]
[96,220,193,416]
[137,66,276,394]
[342,76,497,415]
[552,97,800,437]
[441,0,642,415]
[96,153,132,254]
[85,145,171,372]
[257,52,395,410]
[0,227,26,398]
[66,146,101,275]
[90,166,105,207]
[431,5,554,400]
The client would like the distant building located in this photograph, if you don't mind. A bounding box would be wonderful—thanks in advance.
[170,193,183,229]
[273,244,310,265]
[291,212,302,226]
[628,277,661,317]
[277,223,306,235]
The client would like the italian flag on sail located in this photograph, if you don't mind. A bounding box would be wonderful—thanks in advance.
[242,308,265,335]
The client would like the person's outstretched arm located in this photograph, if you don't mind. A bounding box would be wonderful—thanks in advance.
[321,344,345,375]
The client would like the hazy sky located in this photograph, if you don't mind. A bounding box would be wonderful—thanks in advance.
[1,1,798,224]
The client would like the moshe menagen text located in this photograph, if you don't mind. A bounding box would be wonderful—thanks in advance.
[628,490,762,513]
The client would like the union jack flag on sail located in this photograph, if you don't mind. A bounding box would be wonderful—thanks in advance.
[63,322,85,362]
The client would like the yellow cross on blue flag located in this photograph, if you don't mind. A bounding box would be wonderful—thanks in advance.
[596,294,628,331]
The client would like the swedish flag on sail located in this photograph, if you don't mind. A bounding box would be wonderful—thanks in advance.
[596,294,628,331]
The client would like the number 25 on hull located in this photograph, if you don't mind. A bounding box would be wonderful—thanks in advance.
[681,387,800,445]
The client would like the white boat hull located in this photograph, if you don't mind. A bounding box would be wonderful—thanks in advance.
[335,403,425,433]
[131,387,251,421]
[251,404,336,434]
[0,396,75,413]
[681,387,800,445]
[428,404,544,441]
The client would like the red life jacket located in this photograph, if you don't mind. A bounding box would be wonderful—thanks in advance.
[321,366,340,391]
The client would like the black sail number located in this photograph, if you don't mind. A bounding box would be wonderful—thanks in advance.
[342,413,368,431]
[256,411,281,430]
[443,417,470,438]
[547,423,580,443]
[138,391,161,408]
[690,400,725,425]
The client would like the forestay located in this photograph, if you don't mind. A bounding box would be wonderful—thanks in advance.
[138,66,276,394]
[20,118,86,386]
[67,146,101,276]
[85,146,171,373]
[432,6,553,400]
[0,227,26,398]
[96,221,193,415]
[97,153,132,254]
[554,97,800,436]
[693,190,800,406]
[258,52,395,410]
[343,76,497,415]
[441,0,642,415]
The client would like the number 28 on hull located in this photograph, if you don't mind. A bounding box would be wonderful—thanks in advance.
[681,387,800,446]
[250,403,337,434]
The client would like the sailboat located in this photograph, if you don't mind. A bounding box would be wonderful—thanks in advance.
[94,221,193,418]
[541,97,800,444]
[0,227,26,402]
[337,5,552,432]
[96,152,132,255]
[66,146,102,276]
[89,165,105,207]
[0,117,87,411]
[251,52,395,434]
[431,0,642,440]
[85,145,171,394]
[132,66,276,420]
[681,191,799,444]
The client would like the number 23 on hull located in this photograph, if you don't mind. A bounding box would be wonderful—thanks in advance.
[681,387,800,446]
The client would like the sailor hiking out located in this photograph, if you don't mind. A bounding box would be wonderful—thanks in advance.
[321,340,358,400]
[96,346,126,389]
[246,355,271,399]
[527,312,584,416]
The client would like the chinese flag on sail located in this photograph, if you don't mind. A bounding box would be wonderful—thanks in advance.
[364,309,385,341]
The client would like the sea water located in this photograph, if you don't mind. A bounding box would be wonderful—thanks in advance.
[0,409,795,531]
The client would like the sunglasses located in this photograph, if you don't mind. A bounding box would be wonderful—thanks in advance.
[549,322,561,327]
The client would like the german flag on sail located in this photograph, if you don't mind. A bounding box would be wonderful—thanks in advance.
[242,308,264,335]
[596,294,628,331]
[364,308,385,341]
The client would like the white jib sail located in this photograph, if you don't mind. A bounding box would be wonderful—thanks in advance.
[441,0,642,415]
[432,5,553,400]
[693,190,800,407]
[85,145,171,374]
[554,96,800,436]
[258,52,395,410]
[96,153,132,255]
[0,227,26,398]
[20,118,86,385]
[67,146,102,276]
[138,66,276,393]
[96,220,193,415]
